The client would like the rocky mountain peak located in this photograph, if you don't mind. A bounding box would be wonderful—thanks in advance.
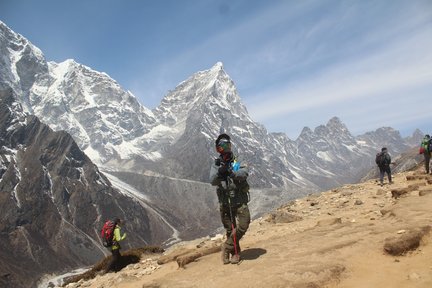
[0,21,47,112]
[154,62,248,127]
[326,116,348,131]
[405,129,424,147]
[297,126,313,141]
[357,127,407,154]
[412,129,425,138]
[212,61,224,70]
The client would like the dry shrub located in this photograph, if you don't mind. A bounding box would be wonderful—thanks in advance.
[62,246,164,286]
[176,245,221,268]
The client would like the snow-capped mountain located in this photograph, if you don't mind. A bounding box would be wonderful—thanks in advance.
[1,22,157,163]
[1,19,423,207]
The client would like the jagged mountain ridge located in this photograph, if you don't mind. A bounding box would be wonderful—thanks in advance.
[1,19,424,234]
[1,18,424,230]
[0,20,422,193]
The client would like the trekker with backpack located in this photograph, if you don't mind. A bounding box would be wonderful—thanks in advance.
[210,133,251,265]
[102,218,127,273]
[419,134,431,174]
[375,147,393,186]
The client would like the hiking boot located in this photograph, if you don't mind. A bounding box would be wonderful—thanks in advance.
[221,244,230,265]
[230,254,240,264]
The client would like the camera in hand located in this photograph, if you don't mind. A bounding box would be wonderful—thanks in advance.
[218,164,231,178]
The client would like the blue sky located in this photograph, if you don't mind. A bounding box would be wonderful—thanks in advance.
[2,0,432,139]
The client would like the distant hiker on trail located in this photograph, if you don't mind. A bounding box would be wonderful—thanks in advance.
[210,133,251,264]
[103,218,127,273]
[375,147,393,186]
[419,134,431,174]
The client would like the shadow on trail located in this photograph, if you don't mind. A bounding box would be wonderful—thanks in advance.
[241,248,267,260]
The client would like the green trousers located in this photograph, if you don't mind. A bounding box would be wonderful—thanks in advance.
[220,203,250,253]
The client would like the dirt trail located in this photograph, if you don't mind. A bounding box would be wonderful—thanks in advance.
[72,168,432,288]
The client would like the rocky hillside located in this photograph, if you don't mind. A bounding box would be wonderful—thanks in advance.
[0,88,178,288]
[55,164,432,288]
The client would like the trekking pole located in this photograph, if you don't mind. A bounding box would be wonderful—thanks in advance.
[225,176,239,259]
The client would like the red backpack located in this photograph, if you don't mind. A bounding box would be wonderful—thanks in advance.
[101,220,116,247]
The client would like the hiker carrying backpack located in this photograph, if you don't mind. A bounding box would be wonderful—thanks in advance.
[376,147,392,186]
[420,135,431,174]
[210,133,251,265]
[101,218,127,273]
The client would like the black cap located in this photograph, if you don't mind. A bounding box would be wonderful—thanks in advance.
[381,147,387,152]
[215,133,230,147]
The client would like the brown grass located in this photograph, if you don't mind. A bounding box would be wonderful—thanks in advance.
[62,246,164,286]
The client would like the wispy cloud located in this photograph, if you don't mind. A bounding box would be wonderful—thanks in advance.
[240,1,432,137]
[247,38,432,118]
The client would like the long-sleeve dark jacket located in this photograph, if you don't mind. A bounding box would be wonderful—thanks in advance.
[210,157,250,207]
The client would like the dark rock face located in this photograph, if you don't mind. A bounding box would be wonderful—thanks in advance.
[0,89,173,288]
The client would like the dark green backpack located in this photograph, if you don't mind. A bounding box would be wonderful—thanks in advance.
[420,139,431,154]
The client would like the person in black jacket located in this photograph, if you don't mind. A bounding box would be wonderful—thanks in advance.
[376,147,392,186]
[210,134,251,264]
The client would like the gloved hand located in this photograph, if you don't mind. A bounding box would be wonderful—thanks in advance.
[218,164,231,178]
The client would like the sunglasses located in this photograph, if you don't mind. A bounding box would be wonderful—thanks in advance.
[216,139,231,153]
